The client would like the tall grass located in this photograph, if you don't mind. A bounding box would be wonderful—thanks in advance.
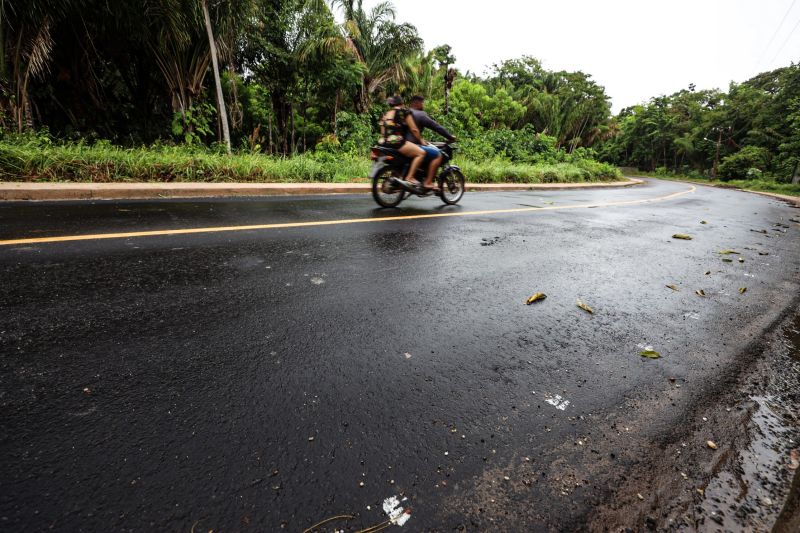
[0,137,622,184]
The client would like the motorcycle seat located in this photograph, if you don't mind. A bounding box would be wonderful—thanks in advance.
[373,146,402,156]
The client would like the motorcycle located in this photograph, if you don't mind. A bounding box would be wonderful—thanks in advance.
[368,141,465,208]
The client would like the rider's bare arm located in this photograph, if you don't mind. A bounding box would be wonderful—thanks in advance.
[405,115,423,144]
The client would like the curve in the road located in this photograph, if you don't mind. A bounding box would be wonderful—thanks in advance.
[0,185,695,247]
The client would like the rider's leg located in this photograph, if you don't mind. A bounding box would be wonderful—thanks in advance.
[419,145,442,188]
[398,142,425,185]
[424,153,443,188]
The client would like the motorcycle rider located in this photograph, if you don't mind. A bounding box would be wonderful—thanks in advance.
[377,95,426,187]
[406,95,457,191]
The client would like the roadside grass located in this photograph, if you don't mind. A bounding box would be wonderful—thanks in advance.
[0,138,622,184]
[636,172,800,197]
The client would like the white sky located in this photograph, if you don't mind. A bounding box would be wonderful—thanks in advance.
[361,0,800,112]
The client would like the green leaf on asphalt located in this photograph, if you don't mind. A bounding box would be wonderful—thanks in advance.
[722,258,733,263]
[672,234,693,240]
[666,284,679,291]
[526,293,547,305]
[695,289,706,297]
[576,300,594,314]
[640,350,661,359]
[718,250,740,255]
[700,221,708,224]
[739,287,747,294]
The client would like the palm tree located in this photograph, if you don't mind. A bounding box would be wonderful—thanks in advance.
[0,0,72,132]
[332,0,423,111]
[202,0,230,152]
[144,0,210,120]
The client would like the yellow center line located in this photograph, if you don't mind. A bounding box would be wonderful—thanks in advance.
[0,186,695,247]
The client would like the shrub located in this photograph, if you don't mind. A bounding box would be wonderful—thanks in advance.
[718,146,769,181]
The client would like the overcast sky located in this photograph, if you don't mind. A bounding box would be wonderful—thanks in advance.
[359,0,800,112]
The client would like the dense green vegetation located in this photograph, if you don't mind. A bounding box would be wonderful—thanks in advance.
[1,0,797,187]
[601,68,800,183]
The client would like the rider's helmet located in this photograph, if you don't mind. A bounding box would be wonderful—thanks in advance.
[386,95,403,106]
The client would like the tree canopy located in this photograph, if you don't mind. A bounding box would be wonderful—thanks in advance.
[1,0,797,182]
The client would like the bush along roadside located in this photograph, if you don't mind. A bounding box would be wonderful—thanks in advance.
[0,136,622,184]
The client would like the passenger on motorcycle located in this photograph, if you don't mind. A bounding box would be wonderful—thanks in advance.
[407,96,457,192]
[377,95,426,187]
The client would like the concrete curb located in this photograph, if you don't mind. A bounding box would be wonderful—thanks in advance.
[0,178,642,201]
[645,176,800,207]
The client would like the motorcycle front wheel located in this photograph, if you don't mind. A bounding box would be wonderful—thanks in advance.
[372,167,405,208]
[439,167,465,205]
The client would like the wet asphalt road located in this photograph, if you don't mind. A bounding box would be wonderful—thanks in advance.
[1,179,799,532]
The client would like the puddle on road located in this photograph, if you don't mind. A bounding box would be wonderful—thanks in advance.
[699,315,800,531]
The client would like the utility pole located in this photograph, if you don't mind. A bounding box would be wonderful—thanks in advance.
[710,126,731,179]
[711,128,723,179]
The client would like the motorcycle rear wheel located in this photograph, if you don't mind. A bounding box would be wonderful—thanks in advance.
[439,168,465,205]
[372,167,405,208]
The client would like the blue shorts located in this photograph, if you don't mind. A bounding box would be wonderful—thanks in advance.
[420,144,441,161]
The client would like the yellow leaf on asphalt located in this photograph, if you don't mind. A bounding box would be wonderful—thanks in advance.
[666,284,679,291]
[695,289,706,297]
[718,250,740,255]
[672,234,693,240]
[576,300,594,314]
[526,293,547,305]
[640,350,661,359]
[706,440,718,450]
[738,287,747,294]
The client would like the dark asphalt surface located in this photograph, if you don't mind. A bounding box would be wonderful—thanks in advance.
[1,179,799,532]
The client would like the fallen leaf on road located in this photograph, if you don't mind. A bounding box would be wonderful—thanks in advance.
[640,350,661,359]
[758,252,769,256]
[790,219,799,224]
[738,287,747,294]
[718,250,740,255]
[706,440,717,450]
[637,493,644,500]
[526,293,547,305]
[722,258,733,263]
[751,229,768,234]
[672,234,693,240]
[576,300,594,314]
[700,221,708,224]
[666,284,679,291]
[705,271,711,275]
[790,449,799,470]
[696,290,706,297]
[738,257,745,263]
[404,352,412,359]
